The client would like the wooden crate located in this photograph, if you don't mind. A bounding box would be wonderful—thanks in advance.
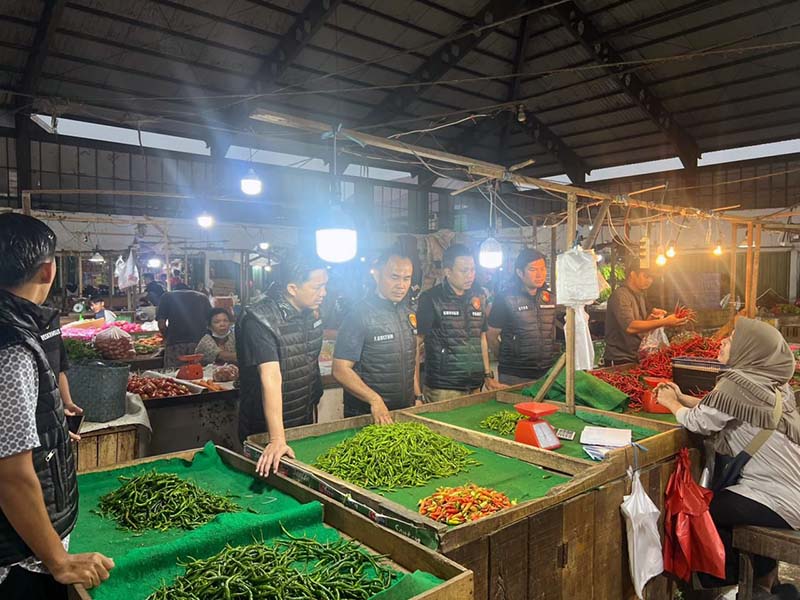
[246,387,693,600]
[68,446,472,600]
[73,425,138,472]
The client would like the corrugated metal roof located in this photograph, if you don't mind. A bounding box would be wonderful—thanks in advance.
[3,0,800,180]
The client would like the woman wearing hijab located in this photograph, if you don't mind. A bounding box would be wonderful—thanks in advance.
[657,318,800,597]
[195,308,237,365]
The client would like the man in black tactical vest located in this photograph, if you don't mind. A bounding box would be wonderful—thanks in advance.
[416,244,506,403]
[333,248,422,424]
[487,248,559,386]
[237,253,328,476]
[0,214,114,599]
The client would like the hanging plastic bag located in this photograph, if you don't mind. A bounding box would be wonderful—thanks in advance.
[639,327,669,358]
[621,467,663,598]
[556,247,600,370]
[663,448,726,582]
[93,326,135,360]
[118,251,139,290]
[114,256,125,281]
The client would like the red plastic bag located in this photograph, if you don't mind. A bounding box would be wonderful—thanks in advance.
[663,448,726,581]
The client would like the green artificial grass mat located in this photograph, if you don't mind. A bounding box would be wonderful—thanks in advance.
[289,427,570,513]
[74,443,443,600]
[419,400,660,459]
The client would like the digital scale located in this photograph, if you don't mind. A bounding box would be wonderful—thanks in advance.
[513,402,562,450]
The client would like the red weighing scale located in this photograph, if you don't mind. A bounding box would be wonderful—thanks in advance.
[513,402,561,450]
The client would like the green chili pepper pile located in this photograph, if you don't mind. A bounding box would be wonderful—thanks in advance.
[314,422,479,490]
[146,528,396,600]
[479,410,526,436]
[97,471,241,531]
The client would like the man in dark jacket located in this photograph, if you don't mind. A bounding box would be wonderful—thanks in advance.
[487,248,559,385]
[333,248,422,424]
[237,254,328,476]
[156,285,212,367]
[0,214,113,599]
[416,244,505,402]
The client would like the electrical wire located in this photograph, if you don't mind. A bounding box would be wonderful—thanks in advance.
[388,114,490,139]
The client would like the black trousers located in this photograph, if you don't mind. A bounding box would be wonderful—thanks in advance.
[0,566,67,600]
[697,489,792,587]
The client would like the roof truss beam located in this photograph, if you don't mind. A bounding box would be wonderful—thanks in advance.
[20,0,66,97]
[551,1,699,168]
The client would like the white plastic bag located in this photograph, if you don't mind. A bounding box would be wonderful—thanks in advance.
[556,247,600,370]
[620,468,663,598]
[118,251,139,290]
[639,327,669,358]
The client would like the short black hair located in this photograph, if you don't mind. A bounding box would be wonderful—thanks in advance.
[515,247,546,273]
[625,257,649,276]
[279,252,326,289]
[375,245,412,268]
[208,307,232,325]
[442,243,473,269]
[90,296,104,305]
[0,214,57,287]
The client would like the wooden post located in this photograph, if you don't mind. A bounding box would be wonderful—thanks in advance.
[749,224,762,317]
[184,251,189,285]
[565,193,577,414]
[109,257,115,304]
[77,253,83,298]
[744,223,754,317]
[21,191,31,215]
[729,222,738,311]
[550,226,557,299]
[164,232,171,292]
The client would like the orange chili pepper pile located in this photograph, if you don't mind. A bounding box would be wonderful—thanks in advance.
[418,484,515,525]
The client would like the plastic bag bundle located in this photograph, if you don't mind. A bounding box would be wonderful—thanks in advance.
[639,327,669,358]
[556,247,600,370]
[94,326,135,360]
[621,468,664,598]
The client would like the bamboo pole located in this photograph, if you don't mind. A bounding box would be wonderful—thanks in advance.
[729,223,738,312]
[749,225,762,317]
[744,223,754,317]
[565,193,577,414]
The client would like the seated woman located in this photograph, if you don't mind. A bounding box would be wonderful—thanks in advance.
[657,318,800,597]
[195,308,237,365]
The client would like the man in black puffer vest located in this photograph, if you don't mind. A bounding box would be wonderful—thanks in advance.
[333,248,422,424]
[488,248,559,385]
[237,253,328,476]
[416,244,506,403]
[0,214,113,599]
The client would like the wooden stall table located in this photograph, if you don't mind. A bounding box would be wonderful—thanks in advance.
[734,527,800,600]
[73,424,138,472]
[109,352,164,372]
[67,445,472,600]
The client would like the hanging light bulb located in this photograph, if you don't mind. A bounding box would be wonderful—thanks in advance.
[258,242,270,251]
[88,247,105,263]
[197,213,214,228]
[654,245,667,266]
[478,236,503,269]
[240,168,262,196]
[147,257,162,269]
[316,228,357,263]
[713,240,723,256]
[665,241,676,258]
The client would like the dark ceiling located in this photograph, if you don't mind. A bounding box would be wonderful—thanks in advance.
[2,0,800,184]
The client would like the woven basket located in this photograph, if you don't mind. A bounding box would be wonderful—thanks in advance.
[67,361,129,422]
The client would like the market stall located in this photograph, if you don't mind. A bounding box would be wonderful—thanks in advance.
[67,444,471,600]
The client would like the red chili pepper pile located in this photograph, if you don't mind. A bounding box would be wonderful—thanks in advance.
[418,484,515,525]
[589,370,647,410]
[674,303,697,322]
[127,375,192,400]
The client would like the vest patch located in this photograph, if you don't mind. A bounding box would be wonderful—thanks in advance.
[373,333,395,342]
[40,328,61,341]
[441,309,461,317]
[470,311,483,318]
[312,319,323,329]
[517,305,530,311]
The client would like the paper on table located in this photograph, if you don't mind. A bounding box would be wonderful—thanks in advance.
[579,425,632,448]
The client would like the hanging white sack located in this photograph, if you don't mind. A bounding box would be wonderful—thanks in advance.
[556,247,600,370]
[620,468,664,599]
[118,251,139,290]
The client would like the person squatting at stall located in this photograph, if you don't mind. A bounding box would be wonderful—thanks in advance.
[657,318,800,598]
[486,248,559,385]
[0,214,114,599]
[333,248,422,424]
[604,257,688,365]
[195,308,237,366]
[416,243,506,402]
[237,254,328,476]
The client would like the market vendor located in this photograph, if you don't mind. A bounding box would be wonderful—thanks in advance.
[333,248,422,424]
[195,308,237,365]
[89,297,116,323]
[237,254,328,476]
[156,284,212,367]
[416,243,505,402]
[0,214,114,597]
[656,318,800,595]
[487,248,558,385]
[603,258,688,365]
